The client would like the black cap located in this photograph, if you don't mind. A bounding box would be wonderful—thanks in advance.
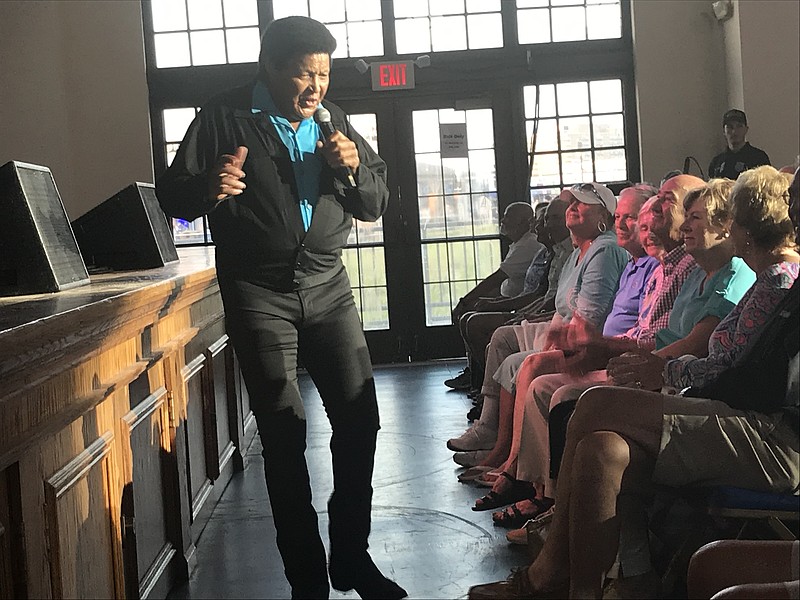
[723,109,747,127]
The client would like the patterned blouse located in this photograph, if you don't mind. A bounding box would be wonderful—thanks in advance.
[665,261,800,389]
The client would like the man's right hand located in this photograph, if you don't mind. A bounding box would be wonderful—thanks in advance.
[209,146,248,203]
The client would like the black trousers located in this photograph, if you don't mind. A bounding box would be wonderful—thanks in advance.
[218,267,380,596]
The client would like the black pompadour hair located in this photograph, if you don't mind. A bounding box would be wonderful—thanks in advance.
[258,16,337,71]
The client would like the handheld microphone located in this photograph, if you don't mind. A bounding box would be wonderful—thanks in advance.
[314,106,357,188]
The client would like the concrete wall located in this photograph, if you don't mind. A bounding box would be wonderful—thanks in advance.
[631,0,729,184]
[0,0,153,219]
[736,0,800,169]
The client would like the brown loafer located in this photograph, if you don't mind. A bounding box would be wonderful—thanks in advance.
[468,568,568,599]
[468,569,534,599]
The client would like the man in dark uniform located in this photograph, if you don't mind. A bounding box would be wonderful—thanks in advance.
[708,109,770,180]
[157,16,406,600]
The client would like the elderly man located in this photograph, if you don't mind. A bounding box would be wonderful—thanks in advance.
[708,109,770,180]
[446,201,542,390]
[158,16,405,600]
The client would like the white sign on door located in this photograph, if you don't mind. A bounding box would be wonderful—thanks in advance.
[440,123,468,159]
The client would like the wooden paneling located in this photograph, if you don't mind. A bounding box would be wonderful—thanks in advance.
[0,248,257,599]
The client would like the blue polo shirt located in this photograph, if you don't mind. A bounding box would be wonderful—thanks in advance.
[603,255,660,337]
[252,81,322,231]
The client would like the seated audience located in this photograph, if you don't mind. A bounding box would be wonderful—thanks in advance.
[490,178,759,525]
[453,200,572,398]
[446,202,541,390]
[447,183,629,465]
[466,165,800,600]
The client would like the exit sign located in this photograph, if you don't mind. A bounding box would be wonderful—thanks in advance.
[371,61,415,91]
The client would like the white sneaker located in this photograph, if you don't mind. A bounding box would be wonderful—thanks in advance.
[446,424,497,452]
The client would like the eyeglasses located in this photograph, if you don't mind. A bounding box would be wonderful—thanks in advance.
[571,183,605,204]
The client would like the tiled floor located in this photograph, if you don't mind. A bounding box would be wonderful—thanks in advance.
[168,361,528,599]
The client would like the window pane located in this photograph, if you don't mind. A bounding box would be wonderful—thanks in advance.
[530,153,561,187]
[467,13,503,49]
[467,0,501,11]
[431,15,467,51]
[347,20,384,57]
[466,109,494,149]
[558,116,591,150]
[561,151,594,184]
[163,107,197,142]
[154,32,191,68]
[468,149,496,192]
[422,243,449,282]
[419,196,445,239]
[442,157,470,194]
[474,239,500,278]
[430,0,465,15]
[516,0,548,7]
[592,114,625,148]
[395,18,431,54]
[326,23,348,59]
[527,118,559,153]
[359,247,386,286]
[190,29,227,65]
[347,113,379,154]
[343,247,361,286]
[524,84,556,119]
[594,148,627,182]
[225,27,260,63]
[310,0,346,23]
[530,187,561,205]
[517,8,550,44]
[590,79,623,113]
[424,282,452,326]
[166,143,181,167]
[552,7,586,42]
[587,3,621,40]
[272,0,309,18]
[472,193,499,235]
[413,111,441,153]
[394,0,429,18]
[556,81,590,116]
[360,286,389,330]
[417,154,443,196]
[346,0,382,20]
[222,0,258,27]
[448,241,477,280]
[151,0,187,32]
[445,195,473,238]
[173,216,206,244]
[187,0,223,30]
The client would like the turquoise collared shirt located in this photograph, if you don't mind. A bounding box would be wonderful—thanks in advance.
[252,81,322,231]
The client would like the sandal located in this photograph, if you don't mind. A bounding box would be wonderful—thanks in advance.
[492,497,555,528]
[472,474,535,512]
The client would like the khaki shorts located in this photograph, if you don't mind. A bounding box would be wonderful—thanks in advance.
[653,396,800,493]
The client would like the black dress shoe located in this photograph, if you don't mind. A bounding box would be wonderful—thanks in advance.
[329,553,408,599]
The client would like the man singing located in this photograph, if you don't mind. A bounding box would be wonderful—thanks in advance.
[157,16,406,600]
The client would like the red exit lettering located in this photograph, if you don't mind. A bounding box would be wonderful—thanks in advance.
[379,63,407,87]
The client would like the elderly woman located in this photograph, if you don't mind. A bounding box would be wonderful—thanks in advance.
[468,165,800,599]
[450,183,629,471]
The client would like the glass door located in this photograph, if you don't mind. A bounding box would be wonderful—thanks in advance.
[338,96,505,362]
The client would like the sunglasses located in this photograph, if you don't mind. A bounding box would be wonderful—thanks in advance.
[571,183,605,204]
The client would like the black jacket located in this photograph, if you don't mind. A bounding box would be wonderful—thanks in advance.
[157,82,389,291]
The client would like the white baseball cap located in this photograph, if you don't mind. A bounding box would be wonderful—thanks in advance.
[559,182,617,214]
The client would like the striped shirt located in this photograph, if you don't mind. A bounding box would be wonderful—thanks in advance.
[631,245,697,348]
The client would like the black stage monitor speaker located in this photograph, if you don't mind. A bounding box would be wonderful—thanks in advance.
[0,160,91,296]
[71,182,179,271]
